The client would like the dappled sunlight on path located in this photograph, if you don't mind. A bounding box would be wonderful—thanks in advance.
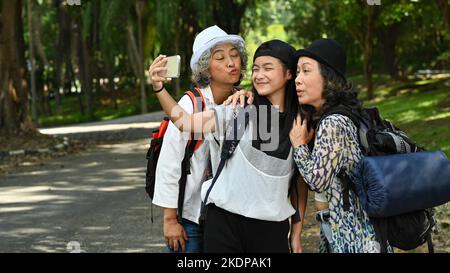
[0,139,164,253]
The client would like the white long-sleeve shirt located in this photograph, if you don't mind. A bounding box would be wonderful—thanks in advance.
[152,86,217,224]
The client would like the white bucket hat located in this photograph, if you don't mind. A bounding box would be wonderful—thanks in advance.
[190,25,245,70]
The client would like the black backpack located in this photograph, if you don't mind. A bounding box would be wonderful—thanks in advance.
[145,87,205,223]
[320,105,436,253]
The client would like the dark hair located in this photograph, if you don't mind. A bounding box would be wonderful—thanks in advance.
[320,64,361,113]
[300,63,362,127]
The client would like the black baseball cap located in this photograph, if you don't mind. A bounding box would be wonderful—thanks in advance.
[254,39,296,72]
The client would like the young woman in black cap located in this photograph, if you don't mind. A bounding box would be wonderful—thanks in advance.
[149,39,308,253]
[289,38,385,253]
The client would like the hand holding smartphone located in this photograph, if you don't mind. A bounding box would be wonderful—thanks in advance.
[158,55,181,78]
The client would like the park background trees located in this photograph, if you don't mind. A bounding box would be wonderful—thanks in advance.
[0,0,449,135]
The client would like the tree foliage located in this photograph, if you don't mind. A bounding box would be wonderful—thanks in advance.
[0,0,448,132]
[286,0,449,98]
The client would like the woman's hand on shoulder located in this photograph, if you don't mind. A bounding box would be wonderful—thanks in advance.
[223,89,254,109]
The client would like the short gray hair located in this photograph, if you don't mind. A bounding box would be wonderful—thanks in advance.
[191,41,248,88]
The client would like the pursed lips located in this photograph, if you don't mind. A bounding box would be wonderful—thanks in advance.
[229,69,239,75]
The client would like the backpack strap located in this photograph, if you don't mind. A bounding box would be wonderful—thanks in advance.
[370,218,390,253]
[337,167,355,212]
[185,86,206,151]
[198,104,250,227]
[319,105,372,153]
[175,86,206,223]
[177,136,198,223]
[425,208,436,253]
[426,233,434,253]
[319,105,365,130]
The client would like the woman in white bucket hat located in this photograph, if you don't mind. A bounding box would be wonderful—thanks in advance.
[150,25,249,253]
[149,37,308,253]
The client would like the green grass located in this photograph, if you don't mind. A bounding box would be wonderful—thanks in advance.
[364,79,450,158]
[38,91,162,127]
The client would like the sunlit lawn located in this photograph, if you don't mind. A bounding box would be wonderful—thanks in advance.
[361,78,450,158]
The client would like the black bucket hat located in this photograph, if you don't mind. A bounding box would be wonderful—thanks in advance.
[296,38,346,79]
[254,39,296,72]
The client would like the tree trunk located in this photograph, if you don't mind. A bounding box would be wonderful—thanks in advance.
[78,18,94,120]
[68,58,84,116]
[82,38,94,120]
[212,0,247,34]
[437,0,450,36]
[126,19,147,114]
[363,5,377,100]
[31,0,51,117]
[0,0,34,134]
[178,1,201,92]
[135,0,147,114]
[27,0,38,124]
[379,23,400,80]
[31,0,49,67]
[76,17,94,120]
[363,50,374,100]
[89,0,100,98]
[64,21,84,115]
[53,0,71,115]
[35,65,46,116]
[38,66,52,116]
[173,17,180,98]
[105,59,118,109]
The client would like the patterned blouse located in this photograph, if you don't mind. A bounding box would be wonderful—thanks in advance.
[293,114,382,253]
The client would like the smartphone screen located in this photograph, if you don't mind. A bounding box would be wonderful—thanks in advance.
[160,55,180,78]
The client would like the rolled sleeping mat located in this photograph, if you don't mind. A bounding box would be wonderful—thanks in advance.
[354,150,450,218]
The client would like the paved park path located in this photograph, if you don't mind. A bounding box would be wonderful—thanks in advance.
[0,113,168,253]
[0,112,320,253]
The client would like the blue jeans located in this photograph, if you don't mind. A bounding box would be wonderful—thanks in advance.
[168,218,203,253]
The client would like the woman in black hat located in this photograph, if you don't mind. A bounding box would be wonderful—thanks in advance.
[149,39,308,253]
[289,38,385,253]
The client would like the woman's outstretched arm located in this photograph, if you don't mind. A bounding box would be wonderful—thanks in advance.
[149,55,216,133]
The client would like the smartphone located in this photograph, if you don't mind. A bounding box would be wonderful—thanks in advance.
[160,55,180,78]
